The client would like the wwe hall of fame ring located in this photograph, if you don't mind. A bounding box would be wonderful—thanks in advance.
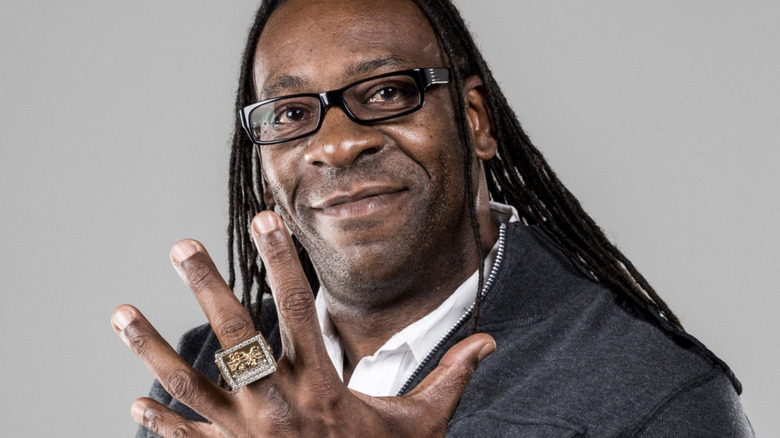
[214,332,277,390]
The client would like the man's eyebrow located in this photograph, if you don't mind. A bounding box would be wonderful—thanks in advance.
[345,56,409,78]
[261,75,308,100]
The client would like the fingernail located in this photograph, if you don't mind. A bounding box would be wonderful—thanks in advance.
[170,239,199,264]
[112,308,133,331]
[252,212,278,234]
[130,402,144,421]
[477,339,496,361]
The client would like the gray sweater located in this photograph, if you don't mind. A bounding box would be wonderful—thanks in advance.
[140,223,754,437]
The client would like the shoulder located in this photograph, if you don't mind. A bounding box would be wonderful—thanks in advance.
[634,370,754,436]
[449,222,752,436]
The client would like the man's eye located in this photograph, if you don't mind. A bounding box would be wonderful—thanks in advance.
[370,87,399,102]
[274,107,311,124]
[366,83,416,104]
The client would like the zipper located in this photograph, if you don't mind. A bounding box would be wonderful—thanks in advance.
[396,222,508,395]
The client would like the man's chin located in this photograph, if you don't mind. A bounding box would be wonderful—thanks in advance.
[312,240,419,287]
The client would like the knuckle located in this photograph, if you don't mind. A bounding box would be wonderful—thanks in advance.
[164,368,198,402]
[277,286,315,319]
[215,314,253,342]
[142,410,164,433]
[129,333,152,356]
[183,258,217,292]
[123,324,152,356]
[259,230,295,266]
[171,423,194,438]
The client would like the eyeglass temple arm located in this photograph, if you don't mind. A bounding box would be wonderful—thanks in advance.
[423,68,451,86]
[238,110,248,132]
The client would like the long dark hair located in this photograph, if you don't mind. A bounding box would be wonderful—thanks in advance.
[227,0,682,331]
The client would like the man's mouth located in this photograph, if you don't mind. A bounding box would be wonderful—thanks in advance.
[311,185,407,219]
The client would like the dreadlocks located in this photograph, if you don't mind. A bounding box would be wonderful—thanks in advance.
[227,0,682,332]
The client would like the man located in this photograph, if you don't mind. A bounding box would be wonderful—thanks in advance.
[113,0,754,436]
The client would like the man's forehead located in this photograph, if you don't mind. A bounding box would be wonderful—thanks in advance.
[253,0,444,98]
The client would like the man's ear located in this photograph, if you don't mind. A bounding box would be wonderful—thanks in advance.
[463,75,497,161]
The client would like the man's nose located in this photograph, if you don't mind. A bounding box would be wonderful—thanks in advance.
[303,108,384,168]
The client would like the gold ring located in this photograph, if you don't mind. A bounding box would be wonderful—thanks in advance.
[214,332,277,390]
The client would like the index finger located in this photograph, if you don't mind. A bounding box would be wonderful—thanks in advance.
[251,211,327,367]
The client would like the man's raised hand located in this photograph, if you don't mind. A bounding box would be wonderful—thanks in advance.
[112,211,495,437]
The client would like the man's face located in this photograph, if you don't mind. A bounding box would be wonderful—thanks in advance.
[254,0,485,304]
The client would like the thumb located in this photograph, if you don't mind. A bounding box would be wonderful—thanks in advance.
[407,333,495,413]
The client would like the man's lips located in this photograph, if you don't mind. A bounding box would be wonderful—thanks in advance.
[310,185,407,218]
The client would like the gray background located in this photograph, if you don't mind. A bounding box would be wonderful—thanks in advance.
[0,1,777,436]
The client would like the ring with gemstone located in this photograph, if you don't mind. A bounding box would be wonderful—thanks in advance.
[214,332,277,390]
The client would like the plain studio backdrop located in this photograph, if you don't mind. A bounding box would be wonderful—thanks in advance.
[0,1,777,436]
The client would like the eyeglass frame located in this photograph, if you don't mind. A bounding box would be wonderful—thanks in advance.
[238,67,451,145]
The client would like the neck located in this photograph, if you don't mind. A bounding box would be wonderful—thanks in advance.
[324,204,499,382]
[322,268,470,380]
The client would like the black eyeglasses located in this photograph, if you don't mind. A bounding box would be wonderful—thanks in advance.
[239,67,451,145]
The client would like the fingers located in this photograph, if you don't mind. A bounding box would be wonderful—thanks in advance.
[407,333,495,413]
[251,211,327,366]
[132,397,216,438]
[112,305,229,421]
[170,239,256,350]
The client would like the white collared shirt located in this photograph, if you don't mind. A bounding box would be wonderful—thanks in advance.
[315,202,519,396]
